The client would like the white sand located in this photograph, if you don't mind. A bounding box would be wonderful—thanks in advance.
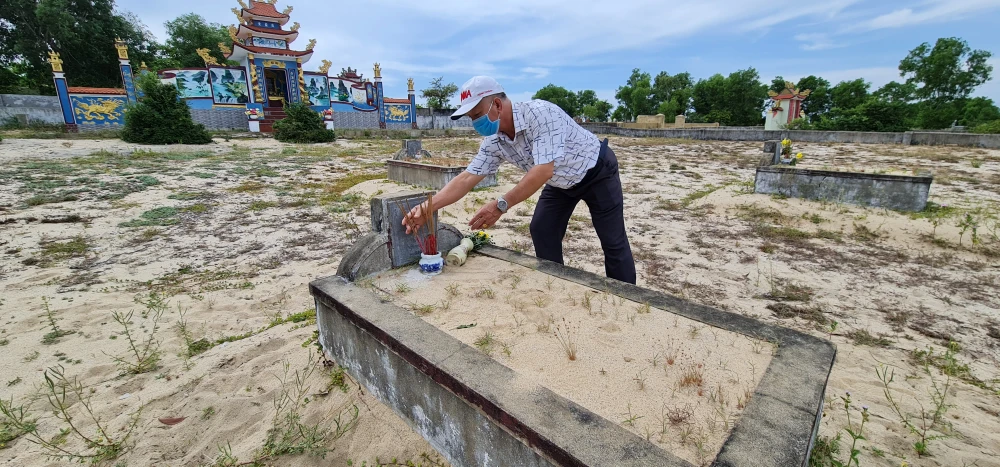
[1,134,999,467]
[371,256,771,465]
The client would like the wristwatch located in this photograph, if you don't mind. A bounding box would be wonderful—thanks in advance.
[496,196,508,213]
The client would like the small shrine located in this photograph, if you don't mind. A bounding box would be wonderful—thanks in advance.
[765,81,811,130]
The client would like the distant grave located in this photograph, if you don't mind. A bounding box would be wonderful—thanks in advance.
[386,139,497,191]
[754,140,932,212]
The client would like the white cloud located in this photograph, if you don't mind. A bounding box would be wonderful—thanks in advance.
[853,0,1000,31]
[521,67,550,79]
[794,33,843,51]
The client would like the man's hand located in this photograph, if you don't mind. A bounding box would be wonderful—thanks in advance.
[469,200,503,230]
[402,201,430,234]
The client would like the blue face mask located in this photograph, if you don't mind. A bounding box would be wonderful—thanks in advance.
[472,101,500,136]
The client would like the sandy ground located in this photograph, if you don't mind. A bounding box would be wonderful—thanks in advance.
[0,133,998,466]
[370,256,771,465]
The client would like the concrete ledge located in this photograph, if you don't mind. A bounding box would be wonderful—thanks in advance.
[312,245,836,466]
[387,159,498,190]
[754,166,932,212]
[581,124,1000,149]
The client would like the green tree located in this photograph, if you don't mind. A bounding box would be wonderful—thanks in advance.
[121,72,211,144]
[960,97,1000,127]
[723,68,768,126]
[614,68,655,121]
[691,73,727,122]
[899,37,993,101]
[533,84,579,116]
[581,100,612,122]
[830,78,870,111]
[273,102,335,143]
[576,89,598,108]
[769,76,788,94]
[156,13,233,69]
[653,71,693,117]
[795,75,832,119]
[420,77,459,111]
[0,0,159,94]
[873,81,917,104]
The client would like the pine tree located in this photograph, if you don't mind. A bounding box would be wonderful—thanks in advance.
[121,73,212,144]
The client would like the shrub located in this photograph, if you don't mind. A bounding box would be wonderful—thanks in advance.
[972,120,1000,134]
[786,117,814,130]
[273,102,335,143]
[121,73,212,145]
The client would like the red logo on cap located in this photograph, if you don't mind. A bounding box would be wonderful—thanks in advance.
[461,89,472,101]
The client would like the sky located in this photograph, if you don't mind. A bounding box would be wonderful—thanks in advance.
[121,0,1000,109]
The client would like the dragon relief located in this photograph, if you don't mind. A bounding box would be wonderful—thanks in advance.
[386,105,409,120]
[74,98,123,122]
[306,39,316,51]
[196,48,220,66]
[218,42,232,55]
[318,60,332,74]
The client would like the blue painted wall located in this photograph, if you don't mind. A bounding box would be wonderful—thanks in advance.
[69,95,127,126]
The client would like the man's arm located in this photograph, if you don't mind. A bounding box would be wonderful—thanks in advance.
[469,162,553,230]
[403,171,485,233]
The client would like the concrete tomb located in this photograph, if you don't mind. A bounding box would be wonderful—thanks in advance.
[314,239,836,466]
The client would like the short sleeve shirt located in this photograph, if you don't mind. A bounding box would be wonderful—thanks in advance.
[465,100,601,189]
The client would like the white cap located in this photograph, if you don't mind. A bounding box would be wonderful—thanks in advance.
[451,76,504,120]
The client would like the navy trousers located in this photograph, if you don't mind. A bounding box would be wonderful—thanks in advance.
[529,139,637,284]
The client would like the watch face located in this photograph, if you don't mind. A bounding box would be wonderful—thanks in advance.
[498,198,508,212]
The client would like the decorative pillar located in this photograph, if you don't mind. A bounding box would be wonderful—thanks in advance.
[115,37,137,104]
[48,52,76,132]
[408,77,417,129]
[296,57,308,105]
[247,53,264,103]
[374,62,385,129]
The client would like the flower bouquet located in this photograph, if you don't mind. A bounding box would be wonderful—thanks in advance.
[446,231,493,267]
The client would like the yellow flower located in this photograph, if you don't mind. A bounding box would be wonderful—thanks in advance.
[796,152,803,159]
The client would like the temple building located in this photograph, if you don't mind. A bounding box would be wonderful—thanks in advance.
[49,0,418,132]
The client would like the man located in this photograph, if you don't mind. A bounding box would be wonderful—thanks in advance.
[402,76,636,284]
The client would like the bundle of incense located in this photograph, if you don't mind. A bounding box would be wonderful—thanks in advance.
[396,194,437,255]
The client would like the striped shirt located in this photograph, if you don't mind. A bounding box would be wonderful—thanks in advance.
[465,100,600,189]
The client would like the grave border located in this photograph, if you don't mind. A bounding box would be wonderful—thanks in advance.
[310,245,837,466]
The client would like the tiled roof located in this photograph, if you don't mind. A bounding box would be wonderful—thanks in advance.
[237,43,312,57]
[68,87,126,95]
[244,1,287,18]
[383,98,410,104]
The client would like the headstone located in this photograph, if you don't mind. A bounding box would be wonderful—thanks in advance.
[15,114,29,126]
[393,139,432,160]
[674,114,686,128]
[337,191,464,279]
[371,190,442,268]
[761,140,781,166]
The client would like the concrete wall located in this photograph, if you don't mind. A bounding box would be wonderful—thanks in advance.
[754,167,932,212]
[416,115,473,130]
[0,94,64,125]
[190,109,249,130]
[582,124,1000,148]
[386,160,497,190]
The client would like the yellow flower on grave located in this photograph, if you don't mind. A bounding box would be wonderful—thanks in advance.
[781,138,792,148]
[796,152,803,159]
